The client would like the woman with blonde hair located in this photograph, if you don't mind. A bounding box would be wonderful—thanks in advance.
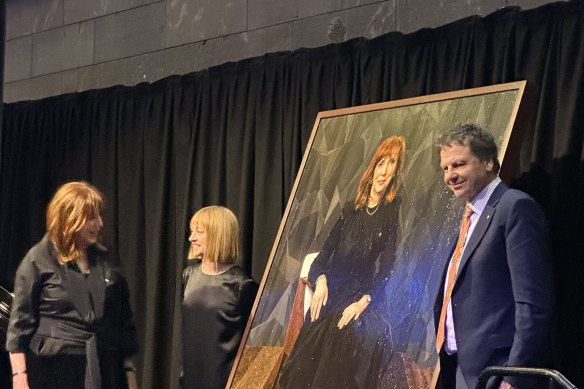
[181,206,257,389]
[279,136,406,388]
[6,181,138,389]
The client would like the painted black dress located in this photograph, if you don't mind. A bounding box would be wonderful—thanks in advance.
[181,261,257,389]
[278,198,400,389]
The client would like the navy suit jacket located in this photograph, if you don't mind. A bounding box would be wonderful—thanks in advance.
[434,182,555,388]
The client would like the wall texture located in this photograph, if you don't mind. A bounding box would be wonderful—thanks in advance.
[3,0,564,103]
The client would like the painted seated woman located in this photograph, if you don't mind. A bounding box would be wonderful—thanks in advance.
[278,136,406,389]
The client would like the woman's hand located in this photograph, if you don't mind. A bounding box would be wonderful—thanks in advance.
[123,358,138,389]
[126,370,138,389]
[10,352,29,389]
[12,373,29,389]
[337,294,371,329]
[310,275,328,322]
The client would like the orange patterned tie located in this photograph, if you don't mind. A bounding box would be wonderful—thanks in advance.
[435,206,473,353]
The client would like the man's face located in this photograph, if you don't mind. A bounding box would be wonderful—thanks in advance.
[439,142,495,202]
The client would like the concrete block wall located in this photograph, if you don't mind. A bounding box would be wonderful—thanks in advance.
[3,0,563,103]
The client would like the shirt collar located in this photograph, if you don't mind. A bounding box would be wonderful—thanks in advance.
[467,176,501,216]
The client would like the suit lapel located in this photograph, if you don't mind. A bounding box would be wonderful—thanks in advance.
[454,182,508,283]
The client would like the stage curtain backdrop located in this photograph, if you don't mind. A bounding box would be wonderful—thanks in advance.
[1,1,582,388]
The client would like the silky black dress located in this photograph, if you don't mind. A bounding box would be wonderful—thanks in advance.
[6,235,138,389]
[278,198,400,389]
[181,261,257,389]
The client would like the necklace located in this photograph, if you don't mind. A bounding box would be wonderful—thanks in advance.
[366,202,381,215]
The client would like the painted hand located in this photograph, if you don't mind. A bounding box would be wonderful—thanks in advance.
[310,276,328,322]
[337,295,370,329]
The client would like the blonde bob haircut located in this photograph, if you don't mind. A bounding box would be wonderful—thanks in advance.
[188,206,239,264]
[354,135,406,209]
[46,181,104,264]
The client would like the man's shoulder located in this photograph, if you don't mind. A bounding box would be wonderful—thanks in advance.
[495,187,546,221]
[498,187,538,206]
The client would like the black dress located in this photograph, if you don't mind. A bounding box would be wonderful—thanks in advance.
[6,235,138,389]
[181,261,257,389]
[278,198,400,389]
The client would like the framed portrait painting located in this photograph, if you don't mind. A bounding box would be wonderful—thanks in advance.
[229,81,527,389]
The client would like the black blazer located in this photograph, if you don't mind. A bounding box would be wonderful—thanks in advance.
[6,235,137,388]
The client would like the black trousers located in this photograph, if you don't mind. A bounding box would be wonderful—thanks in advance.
[26,351,127,389]
[438,352,458,389]
[27,353,86,389]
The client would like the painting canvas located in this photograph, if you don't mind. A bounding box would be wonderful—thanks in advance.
[229,82,527,389]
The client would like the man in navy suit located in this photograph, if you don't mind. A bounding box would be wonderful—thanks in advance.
[434,124,554,389]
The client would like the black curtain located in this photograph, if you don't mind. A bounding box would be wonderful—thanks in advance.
[1,1,583,388]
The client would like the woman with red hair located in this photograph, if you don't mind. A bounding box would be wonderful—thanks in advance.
[6,182,138,389]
